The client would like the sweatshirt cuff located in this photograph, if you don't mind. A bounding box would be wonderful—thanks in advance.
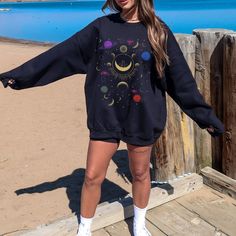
[0,74,21,89]
[207,127,225,137]
[198,123,225,137]
[0,76,11,88]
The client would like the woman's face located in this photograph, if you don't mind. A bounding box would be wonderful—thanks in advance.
[114,0,136,11]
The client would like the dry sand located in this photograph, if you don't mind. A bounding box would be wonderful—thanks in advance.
[0,39,132,235]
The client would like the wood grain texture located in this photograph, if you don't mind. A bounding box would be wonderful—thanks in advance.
[200,166,236,199]
[193,29,233,173]
[222,32,236,180]
[152,34,196,182]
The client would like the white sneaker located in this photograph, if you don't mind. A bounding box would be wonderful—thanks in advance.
[76,223,91,236]
[133,220,152,236]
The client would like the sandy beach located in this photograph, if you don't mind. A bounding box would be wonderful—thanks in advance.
[0,39,132,235]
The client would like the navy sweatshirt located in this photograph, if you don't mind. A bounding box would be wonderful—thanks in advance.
[0,12,225,146]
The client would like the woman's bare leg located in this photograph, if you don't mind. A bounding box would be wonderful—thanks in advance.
[126,143,153,208]
[80,139,119,217]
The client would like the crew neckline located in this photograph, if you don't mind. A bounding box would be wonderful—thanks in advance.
[116,12,142,25]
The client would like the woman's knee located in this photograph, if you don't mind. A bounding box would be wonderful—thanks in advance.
[131,168,150,182]
[84,170,105,186]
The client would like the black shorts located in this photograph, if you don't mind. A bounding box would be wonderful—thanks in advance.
[90,137,120,144]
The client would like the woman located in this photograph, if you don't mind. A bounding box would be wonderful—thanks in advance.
[0,0,224,236]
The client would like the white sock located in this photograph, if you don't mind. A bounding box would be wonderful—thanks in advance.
[133,204,147,226]
[79,215,93,230]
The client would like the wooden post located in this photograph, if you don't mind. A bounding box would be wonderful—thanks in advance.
[192,29,233,173]
[175,34,197,175]
[222,32,236,179]
[151,34,196,182]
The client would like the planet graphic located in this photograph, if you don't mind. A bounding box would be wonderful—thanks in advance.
[104,40,113,49]
[133,94,141,102]
[101,71,109,76]
[127,39,134,45]
[141,51,151,61]
[131,89,138,93]
[100,85,108,93]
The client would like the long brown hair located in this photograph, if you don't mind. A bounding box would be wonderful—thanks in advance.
[101,0,170,79]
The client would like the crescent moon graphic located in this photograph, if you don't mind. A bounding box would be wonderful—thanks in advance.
[108,98,114,106]
[131,53,136,58]
[111,53,116,59]
[117,81,129,88]
[142,42,147,47]
[96,66,101,71]
[104,94,109,99]
[115,60,132,72]
[107,62,112,67]
[132,41,139,49]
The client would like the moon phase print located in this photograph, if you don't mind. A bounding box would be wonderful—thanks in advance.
[96,37,153,109]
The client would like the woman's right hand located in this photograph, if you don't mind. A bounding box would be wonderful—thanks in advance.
[7,79,16,85]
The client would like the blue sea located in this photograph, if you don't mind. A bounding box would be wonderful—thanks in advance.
[0,0,235,43]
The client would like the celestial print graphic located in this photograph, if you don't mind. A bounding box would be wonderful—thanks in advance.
[96,36,153,109]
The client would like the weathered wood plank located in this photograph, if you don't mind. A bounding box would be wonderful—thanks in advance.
[104,217,166,236]
[147,173,203,209]
[200,166,236,199]
[176,186,236,235]
[175,33,197,176]
[104,220,131,236]
[146,200,227,236]
[2,215,80,236]
[93,228,110,236]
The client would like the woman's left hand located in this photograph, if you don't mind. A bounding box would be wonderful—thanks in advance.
[206,125,214,133]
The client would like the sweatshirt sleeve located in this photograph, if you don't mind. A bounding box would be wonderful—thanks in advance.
[0,17,100,90]
[162,21,225,137]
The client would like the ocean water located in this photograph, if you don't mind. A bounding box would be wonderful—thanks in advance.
[0,0,235,43]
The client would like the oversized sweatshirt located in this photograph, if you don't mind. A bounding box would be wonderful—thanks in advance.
[0,12,225,146]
